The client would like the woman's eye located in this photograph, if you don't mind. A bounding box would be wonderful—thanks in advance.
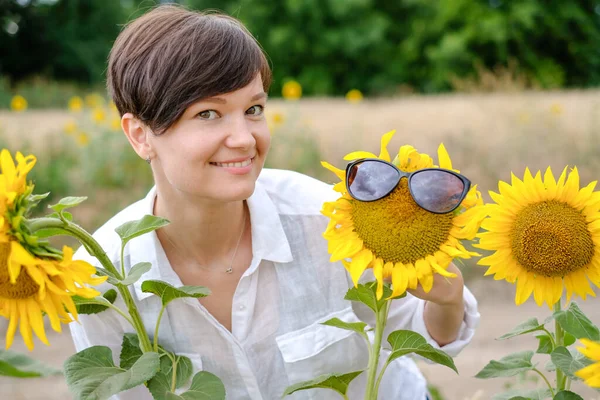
[246,105,264,116]
[197,110,219,120]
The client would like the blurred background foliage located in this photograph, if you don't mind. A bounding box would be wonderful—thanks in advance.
[1,0,600,106]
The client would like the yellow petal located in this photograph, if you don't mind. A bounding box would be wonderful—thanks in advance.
[343,151,377,161]
[515,272,534,305]
[372,258,384,299]
[405,263,418,289]
[378,130,396,162]
[27,300,49,346]
[427,255,457,277]
[415,259,434,293]
[41,295,62,333]
[5,302,18,349]
[389,263,408,298]
[0,149,17,181]
[321,161,346,181]
[437,143,453,170]
[543,167,557,198]
[560,167,580,203]
[348,249,373,286]
[330,237,364,262]
[18,301,34,350]
[8,241,36,283]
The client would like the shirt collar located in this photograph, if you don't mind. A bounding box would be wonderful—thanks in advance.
[131,181,293,301]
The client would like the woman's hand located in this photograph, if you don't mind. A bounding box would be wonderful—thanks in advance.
[408,263,465,346]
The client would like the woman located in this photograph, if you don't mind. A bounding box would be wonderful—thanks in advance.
[70,5,479,399]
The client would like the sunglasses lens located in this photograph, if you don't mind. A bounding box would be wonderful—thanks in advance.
[410,170,466,213]
[348,161,399,201]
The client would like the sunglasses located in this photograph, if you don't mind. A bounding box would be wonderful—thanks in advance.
[345,158,471,214]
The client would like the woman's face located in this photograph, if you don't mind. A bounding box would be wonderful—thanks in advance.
[150,74,270,203]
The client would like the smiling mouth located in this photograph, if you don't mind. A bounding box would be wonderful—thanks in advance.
[210,157,254,168]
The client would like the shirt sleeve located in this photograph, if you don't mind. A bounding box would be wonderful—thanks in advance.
[349,270,480,357]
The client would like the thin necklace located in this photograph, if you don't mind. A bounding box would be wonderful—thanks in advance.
[162,209,247,274]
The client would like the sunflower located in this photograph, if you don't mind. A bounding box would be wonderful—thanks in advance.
[476,167,600,308]
[321,130,487,299]
[0,149,106,350]
[575,339,600,387]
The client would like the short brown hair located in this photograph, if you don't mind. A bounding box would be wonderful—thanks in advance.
[107,5,272,134]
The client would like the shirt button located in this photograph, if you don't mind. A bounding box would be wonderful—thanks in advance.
[239,305,245,311]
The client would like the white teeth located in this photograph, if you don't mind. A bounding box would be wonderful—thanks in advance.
[214,158,252,168]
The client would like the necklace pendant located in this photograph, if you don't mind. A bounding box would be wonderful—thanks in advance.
[225,267,233,274]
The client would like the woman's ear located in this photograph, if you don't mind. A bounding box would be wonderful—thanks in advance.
[122,113,154,161]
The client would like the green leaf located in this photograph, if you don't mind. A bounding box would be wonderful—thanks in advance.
[120,262,152,286]
[344,281,404,313]
[321,318,368,337]
[554,391,584,400]
[535,333,553,354]
[550,346,594,380]
[148,370,173,400]
[29,192,50,202]
[545,360,556,372]
[498,318,544,340]
[48,196,87,212]
[175,371,225,400]
[115,215,170,246]
[148,355,197,399]
[554,302,600,340]
[73,289,118,315]
[64,346,160,400]
[119,333,143,371]
[492,388,553,400]
[48,211,73,221]
[387,330,457,373]
[563,332,576,347]
[282,371,363,397]
[0,349,61,378]
[141,280,210,307]
[475,351,535,379]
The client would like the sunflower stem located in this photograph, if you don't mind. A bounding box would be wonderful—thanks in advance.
[154,305,167,353]
[364,300,389,400]
[532,368,555,398]
[541,327,556,349]
[554,299,566,391]
[27,217,153,353]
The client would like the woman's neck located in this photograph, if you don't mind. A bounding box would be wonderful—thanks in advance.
[153,188,248,270]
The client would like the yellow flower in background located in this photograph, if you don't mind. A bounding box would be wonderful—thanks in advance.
[110,117,121,131]
[0,149,106,349]
[64,120,77,135]
[345,89,363,104]
[10,95,28,112]
[476,167,600,308]
[67,96,83,112]
[518,112,530,125]
[282,80,302,100]
[550,103,563,116]
[576,339,600,387]
[321,130,487,299]
[77,133,90,146]
[109,101,118,113]
[92,108,106,124]
[84,93,104,108]
[266,110,285,132]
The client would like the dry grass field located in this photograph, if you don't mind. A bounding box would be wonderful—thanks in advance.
[1,89,599,399]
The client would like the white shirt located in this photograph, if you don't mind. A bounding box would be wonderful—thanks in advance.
[69,168,479,400]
